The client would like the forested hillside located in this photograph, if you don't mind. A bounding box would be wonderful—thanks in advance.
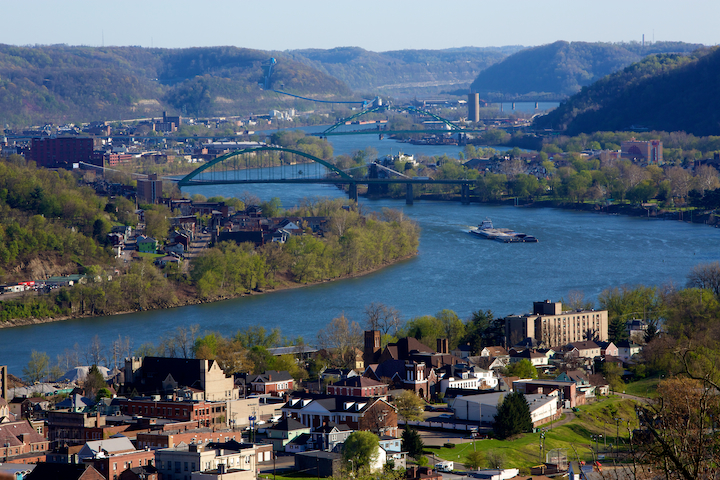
[0,45,351,126]
[469,41,703,99]
[281,46,524,96]
[534,47,720,136]
[0,155,130,280]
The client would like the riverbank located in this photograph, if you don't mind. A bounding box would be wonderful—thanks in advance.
[0,252,418,330]
[367,190,720,227]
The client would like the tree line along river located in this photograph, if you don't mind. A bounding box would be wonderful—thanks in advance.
[0,127,717,374]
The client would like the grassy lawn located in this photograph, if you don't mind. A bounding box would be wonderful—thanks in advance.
[622,376,662,398]
[137,252,164,259]
[427,396,639,472]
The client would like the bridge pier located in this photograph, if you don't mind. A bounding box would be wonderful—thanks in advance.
[406,183,414,205]
[461,184,471,205]
[348,183,358,203]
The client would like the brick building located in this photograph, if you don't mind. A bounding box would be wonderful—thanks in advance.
[136,428,241,450]
[123,357,238,401]
[0,419,49,463]
[621,140,663,165]
[247,370,294,397]
[505,300,608,348]
[115,398,227,427]
[30,137,94,168]
[136,174,162,204]
[282,393,398,437]
[326,376,388,397]
[83,448,155,480]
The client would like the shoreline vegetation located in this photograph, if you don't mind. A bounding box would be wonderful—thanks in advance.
[0,251,418,330]
[0,172,420,327]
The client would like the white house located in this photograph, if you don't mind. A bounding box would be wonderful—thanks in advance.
[438,368,498,394]
[616,340,642,362]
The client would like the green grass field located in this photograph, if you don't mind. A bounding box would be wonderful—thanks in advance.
[622,376,662,398]
[427,396,639,472]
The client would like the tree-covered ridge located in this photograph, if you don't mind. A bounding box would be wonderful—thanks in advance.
[0,156,129,275]
[287,46,523,95]
[0,44,351,125]
[534,46,720,136]
[469,41,704,99]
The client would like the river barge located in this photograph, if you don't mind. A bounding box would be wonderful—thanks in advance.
[469,218,538,243]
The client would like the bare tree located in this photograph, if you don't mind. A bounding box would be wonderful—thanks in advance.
[317,314,362,368]
[666,166,693,198]
[635,377,720,480]
[239,191,261,208]
[621,163,649,190]
[693,164,720,195]
[175,325,199,359]
[86,335,105,366]
[500,158,526,179]
[110,335,133,369]
[364,302,401,336]
[58,344,81,372]
[563,290,595,311]
[686,261,720,297]
[156,325,199,358]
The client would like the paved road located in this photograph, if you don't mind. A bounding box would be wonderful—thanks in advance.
[615,392,650,403]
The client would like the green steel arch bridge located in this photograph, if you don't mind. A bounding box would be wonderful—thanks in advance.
[175,145,475,205]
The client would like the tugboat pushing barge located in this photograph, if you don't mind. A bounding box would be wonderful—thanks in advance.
[469,218,538,243]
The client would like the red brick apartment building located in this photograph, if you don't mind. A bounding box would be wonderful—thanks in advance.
[326,376,389,397]
[84,449,155,480]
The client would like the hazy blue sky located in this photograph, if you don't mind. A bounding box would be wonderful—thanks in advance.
[2,0,718,51]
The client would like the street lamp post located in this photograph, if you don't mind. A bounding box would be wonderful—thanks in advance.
[603,421,608,449]
[349,459,354,477]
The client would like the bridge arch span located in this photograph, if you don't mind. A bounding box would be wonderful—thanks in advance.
[177,145,355,187]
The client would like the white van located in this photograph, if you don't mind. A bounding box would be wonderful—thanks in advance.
[435,461,454,472]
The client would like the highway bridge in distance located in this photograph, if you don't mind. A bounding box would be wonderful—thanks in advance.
[174,146,476,205]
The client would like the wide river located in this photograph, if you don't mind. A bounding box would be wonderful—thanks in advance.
[0,127,717,373]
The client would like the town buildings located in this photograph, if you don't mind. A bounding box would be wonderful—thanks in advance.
[123,357,238,402]
[505,300,608,348]
[281,393,398,437]
[155,441,269,480]
[450,391,560,427]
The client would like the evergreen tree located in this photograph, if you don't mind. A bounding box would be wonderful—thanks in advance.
[401,428,424,459]
[493,391,533,439]
[644,321,658,344]
[83,365,107,400]
[608,316,629,343]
